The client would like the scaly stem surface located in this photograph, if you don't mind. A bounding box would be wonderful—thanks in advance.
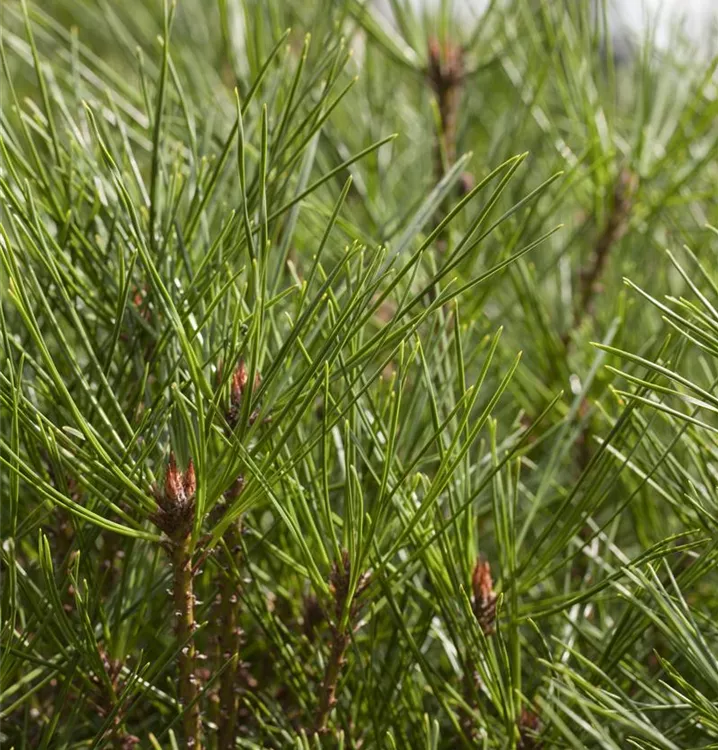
[574,168,638,330]
[218,526,241,749]
[314,627,350,735]
[314,553,354,736]
[172,536,201,749]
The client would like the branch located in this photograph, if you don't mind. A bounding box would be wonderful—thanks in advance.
[153,454,202,749]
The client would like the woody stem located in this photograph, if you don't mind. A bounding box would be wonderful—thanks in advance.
[313,625,350,735]
[218,527,241,750]
[172,535,201,749]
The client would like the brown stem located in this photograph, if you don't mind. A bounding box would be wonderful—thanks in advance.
[96,650,140,749]
[562,169,638,482]
[151,455,201,746]
[573,168,638,333]
[425,38,467,306]
[459,667,480,744]
[314,626,350,735]
[313,552,361,736]
[217,526,242,750]
[172,535,202,749]
[428,37,465,186]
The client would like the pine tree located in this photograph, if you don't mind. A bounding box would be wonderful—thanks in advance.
[1,1,717,747]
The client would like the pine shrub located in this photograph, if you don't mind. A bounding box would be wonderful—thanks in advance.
[1,1,717,748]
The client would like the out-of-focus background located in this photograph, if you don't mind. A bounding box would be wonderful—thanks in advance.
[377,0,718,58]
[613,0,717,53]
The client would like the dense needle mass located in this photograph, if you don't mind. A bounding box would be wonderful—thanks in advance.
[0,1,716,748]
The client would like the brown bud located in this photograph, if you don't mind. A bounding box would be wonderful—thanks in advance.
[152,452,196,537]
[164,452,185,505]
[231,360,248,405]
[132,284,146,308]
[183,457,196,499]
[427,36,464,88]
[517,707,542,749]
[471,559,497,636]
[428,37,442,81]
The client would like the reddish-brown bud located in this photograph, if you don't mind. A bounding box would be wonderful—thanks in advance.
[164,452,185,505]
[183,457,196,499]
[427,36,464,89]
[152,453,196,538]
[428,37,442,74]
[517,707,542,749]
[471,559,497,636]
[231,360,248,405]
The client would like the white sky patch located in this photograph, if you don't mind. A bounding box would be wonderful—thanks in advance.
[374,0,718,57]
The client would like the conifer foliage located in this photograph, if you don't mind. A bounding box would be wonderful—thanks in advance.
[1,1,717,747]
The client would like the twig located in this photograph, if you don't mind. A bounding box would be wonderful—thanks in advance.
[217,563,240,748]
[217,477,246,750]
[425,37,469,301]
[427,37,465,185]
[313,551,369,736]
[172,534,201,748]
[313,553,351,735]
[460,558,498,741]
[152,454,202,749]
[314,625,350,736]
[565,168,638,485]
[573,168,638,332]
